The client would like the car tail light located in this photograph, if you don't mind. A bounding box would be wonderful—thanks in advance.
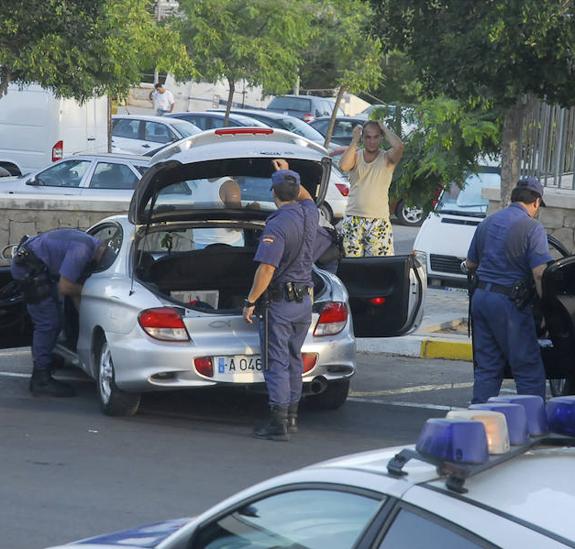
[138,307,190,341]
[314,302,348,336]
[194,357,214,377]
[369,297,386,305]
[302,353,318,373]
[303,113,315,123]
[52,140,64,162]
[214,127,273,136]
[335,183,349,197]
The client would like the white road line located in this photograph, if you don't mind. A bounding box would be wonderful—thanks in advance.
[350,382,473,397]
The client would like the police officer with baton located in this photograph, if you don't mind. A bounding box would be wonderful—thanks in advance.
[243,160,318,441]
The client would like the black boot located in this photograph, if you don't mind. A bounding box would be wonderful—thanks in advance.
[29,369,76,398]
[254,405,289,441]
[287,403,299,434]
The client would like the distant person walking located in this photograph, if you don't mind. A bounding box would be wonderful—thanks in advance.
[339,121,404,257]
[149,83,175,116]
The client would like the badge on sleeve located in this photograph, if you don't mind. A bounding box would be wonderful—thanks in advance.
[262,235,275,244]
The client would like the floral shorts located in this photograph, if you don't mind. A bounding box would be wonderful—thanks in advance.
[341,215,394,257]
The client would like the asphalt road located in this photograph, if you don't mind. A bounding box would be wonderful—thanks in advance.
[0,347,478,549]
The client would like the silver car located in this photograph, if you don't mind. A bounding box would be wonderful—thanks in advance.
[0,128,425,416]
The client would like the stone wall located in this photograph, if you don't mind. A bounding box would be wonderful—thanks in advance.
[0,194,128,265]
[483,187,575,254]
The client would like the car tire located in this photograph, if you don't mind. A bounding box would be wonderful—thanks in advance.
[395,200,424,226]
[549,376,575,397]
[319,203,334,224]
[96,337,141,417]
[308,379,350,410]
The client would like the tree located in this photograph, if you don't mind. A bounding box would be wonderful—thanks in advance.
[176,0,315,124]
[300,0,383,147]
[373,0,575,204]
[0,0,191,101]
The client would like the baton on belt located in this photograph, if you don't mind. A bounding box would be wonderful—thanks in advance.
[259,291,270,371]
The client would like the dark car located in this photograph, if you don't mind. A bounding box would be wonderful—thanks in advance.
[266,95,343,123]
[166,111,268,130]
[309,116,368,147]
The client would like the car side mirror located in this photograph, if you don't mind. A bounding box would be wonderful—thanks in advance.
[26,177,39,186]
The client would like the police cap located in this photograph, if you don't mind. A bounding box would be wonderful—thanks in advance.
[515,176,546,206]
[270,169,301,193]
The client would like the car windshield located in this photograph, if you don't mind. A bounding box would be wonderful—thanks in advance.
[171,121,201,137]
[436,169,500,216]
[279,117,324,141]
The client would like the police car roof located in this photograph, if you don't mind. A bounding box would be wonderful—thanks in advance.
[311,444,575,543]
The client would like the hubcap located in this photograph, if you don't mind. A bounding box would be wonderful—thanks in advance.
[402,206,422,224]
[99,344,113,404]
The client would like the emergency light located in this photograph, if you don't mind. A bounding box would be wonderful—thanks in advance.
[446,410,510,454]
[469,403,529,446]
[546,396,575,436]
[488,395,548,436]
[415,418,488,464]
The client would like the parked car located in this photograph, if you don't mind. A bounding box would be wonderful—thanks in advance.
[266,94,344,123]
[47,398,575,548]
[166,111,268,130]
[0,153,150,197]
[111,114,201,155]
[0,127,425,417]
[309,115,367,147]
[413,166,501,286]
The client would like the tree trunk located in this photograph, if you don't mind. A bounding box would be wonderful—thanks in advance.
[324,85,345,149]
[224,78,235,127]
[500,100,526,208]
[0,67,11,98]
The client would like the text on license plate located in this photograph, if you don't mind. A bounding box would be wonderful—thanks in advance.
[216,355,262,374]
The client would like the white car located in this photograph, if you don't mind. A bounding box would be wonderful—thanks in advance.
[413,166,500,285]
[48,395,575,548]
[111,114,201,155]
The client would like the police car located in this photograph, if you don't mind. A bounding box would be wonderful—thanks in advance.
[48,396,575,548]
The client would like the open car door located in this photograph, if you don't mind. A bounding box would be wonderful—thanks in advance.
[336,254,425,337]
[0,265,32,349]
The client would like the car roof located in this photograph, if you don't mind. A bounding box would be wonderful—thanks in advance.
[112,114,192,126]
[311,115,368,122]
[311,443,575,543]
[69,153,150,164]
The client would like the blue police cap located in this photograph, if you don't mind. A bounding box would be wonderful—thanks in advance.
[516,176,546,206]
[270,169,301,192]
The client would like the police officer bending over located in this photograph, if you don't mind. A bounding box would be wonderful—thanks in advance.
[11,229,112,398]
[243,160,319,441]
[465,177,552,403]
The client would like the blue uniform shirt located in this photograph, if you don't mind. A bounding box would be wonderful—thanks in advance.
[254,199,319,286]
[25,229,101,282]
[467,203,552,286]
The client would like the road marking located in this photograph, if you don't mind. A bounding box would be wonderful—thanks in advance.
[350,381,473,397]
[348,397,466,411]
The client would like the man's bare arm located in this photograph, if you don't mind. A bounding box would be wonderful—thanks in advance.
[532,263,547,298]
[243,263,276,324]
[382,124,404,165]
[339,125,361,172]
[58,276,83,310]
[220,179,242,208]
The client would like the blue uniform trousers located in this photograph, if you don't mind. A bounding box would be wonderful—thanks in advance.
[27,284,62,371]
[471,288,546,403]
[259,295,312,407]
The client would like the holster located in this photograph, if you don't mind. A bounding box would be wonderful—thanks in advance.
[14,245,54,304]
[511,278,537,310]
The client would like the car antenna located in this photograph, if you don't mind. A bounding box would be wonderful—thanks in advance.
[129,193,158,296]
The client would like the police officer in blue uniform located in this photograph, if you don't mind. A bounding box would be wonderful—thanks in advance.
[465,177,552,403]
[243,160,319,441]
[11,228,111,397]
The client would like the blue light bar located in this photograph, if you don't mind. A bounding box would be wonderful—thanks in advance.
[416,418,489,464]
[546,396,575,436]
[469,403,529,445]
[488,395,548,436]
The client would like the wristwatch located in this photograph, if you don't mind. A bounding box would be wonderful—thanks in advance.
[243,298,256,308]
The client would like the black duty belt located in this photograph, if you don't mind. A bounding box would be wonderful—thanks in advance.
[268,283,312,302]
[476,281,514,297]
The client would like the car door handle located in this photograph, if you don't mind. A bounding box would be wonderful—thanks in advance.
[87,137,96,141]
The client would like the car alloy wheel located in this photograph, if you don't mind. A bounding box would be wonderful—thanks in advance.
[395,200,424,226]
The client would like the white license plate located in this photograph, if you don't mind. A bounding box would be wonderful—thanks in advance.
[214,355,263,381]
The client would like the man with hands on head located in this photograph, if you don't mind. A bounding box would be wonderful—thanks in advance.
[243,159,318,441]
[339,120,404,257]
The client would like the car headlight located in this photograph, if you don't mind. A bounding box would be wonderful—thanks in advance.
[412,250,427,274]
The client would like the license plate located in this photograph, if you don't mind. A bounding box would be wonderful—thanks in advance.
[214,355,263,382]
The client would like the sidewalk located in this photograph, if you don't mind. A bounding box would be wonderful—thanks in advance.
[357,287,473,361]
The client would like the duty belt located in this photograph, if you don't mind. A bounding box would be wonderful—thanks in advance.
[476,281,514,297]
[268,282,312,302]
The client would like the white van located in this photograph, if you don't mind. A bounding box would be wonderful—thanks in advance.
[0,84,107,175]
[413,166,501,286]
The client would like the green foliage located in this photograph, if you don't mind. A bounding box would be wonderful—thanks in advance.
[0,0,191,101]
[301,0,382,94]
[177,0,315,95]
[380,97,499,210]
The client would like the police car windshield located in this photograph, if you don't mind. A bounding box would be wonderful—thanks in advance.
[436,169,500,216]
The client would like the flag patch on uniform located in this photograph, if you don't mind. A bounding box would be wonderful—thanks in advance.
[262,236,275,244]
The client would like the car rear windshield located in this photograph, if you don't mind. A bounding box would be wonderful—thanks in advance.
[269,96,312,112]
[436,169,500,216]
[279,117,324,141]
